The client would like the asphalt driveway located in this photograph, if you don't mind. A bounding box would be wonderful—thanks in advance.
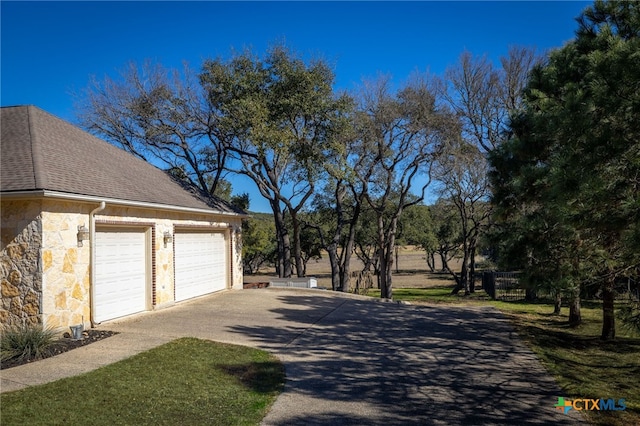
[1,289,584,425]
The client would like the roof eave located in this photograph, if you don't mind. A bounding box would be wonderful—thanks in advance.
[0,190,250,219]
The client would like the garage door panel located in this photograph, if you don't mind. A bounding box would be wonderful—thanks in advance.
[175,232,226,302]
[95,230,147,323]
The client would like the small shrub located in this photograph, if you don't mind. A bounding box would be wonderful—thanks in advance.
[1,323,59,363]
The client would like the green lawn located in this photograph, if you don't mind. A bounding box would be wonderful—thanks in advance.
[0,338,285,426]
[367,287,640,426]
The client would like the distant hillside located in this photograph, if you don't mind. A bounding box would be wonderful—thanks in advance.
[247,211,273,220]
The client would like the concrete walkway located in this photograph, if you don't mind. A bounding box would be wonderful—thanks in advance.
[1,289,584,425]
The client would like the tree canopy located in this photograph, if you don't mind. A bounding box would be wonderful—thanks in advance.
[199,45,352,278]
[76,2,640,324]
[490,0,640,339]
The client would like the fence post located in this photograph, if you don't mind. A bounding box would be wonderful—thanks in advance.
[482,271,496,299]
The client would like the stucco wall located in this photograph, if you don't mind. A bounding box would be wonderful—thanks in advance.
[0,200,43,327]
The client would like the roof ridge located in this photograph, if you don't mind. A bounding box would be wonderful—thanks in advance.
[27,105,48,189]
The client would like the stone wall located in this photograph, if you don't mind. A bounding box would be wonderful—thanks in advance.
[40,200,91,330]
[1,198,244,330]
[0,200,43,327]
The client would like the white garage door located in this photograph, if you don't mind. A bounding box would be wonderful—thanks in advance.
[174,231,227,302]
[94,230,147,323]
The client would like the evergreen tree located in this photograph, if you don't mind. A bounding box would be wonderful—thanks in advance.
[490,0,640,339]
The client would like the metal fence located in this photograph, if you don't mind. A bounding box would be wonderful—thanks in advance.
[482,272,639,302]
[482,271,526,301]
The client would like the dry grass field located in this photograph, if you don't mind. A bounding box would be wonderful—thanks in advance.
[243,246,463,290]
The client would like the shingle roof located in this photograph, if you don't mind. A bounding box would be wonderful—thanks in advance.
[1,105,244,215]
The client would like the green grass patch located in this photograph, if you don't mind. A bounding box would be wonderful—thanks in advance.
[369,287,640,426]
[1,338,285,426]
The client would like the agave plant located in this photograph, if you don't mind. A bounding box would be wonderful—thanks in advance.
[1,323,60,362]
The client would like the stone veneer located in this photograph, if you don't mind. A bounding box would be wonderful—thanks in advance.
[1,198,243,331]
[1,200,43,327]
[40,200,92,330]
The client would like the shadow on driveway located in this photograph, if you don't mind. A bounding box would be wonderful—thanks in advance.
[227,293,584,425]
[0,289,585,424]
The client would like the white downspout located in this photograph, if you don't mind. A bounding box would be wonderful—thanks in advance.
[89,201,106,327]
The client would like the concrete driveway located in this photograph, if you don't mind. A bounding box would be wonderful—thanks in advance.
[1,289,584,425]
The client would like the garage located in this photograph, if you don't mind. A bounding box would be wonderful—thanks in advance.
[94,229,148,323]
[174,231,227,302]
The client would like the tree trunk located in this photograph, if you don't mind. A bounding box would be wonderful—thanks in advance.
[426,252,435,272]
[274,227,282,277]
[469,245,477,293]
[525,287,536,302]
[553,292,562,315]
[451,249,470,295]
[377,215,395,300]
[462,257,470,295]
[568,287,581,327]
[308,213,342,291]
[340,264,351,292]
[378,245,390,298]
[379,247,394,300]
[327,245,340,291]
[440,251,449,272]
[282,236,291,278]
[382,216,399,300]
[448,267,462,293]
[271,201,291,278]
[601,276,616,340]
[339,202,361,293]
[373,251,381,278]
[290,211,305,278]
[339,249,352,293]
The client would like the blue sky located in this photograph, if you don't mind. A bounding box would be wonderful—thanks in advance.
[2,1,590,212]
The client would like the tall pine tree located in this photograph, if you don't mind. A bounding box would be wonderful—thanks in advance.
[491,0,640,340]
